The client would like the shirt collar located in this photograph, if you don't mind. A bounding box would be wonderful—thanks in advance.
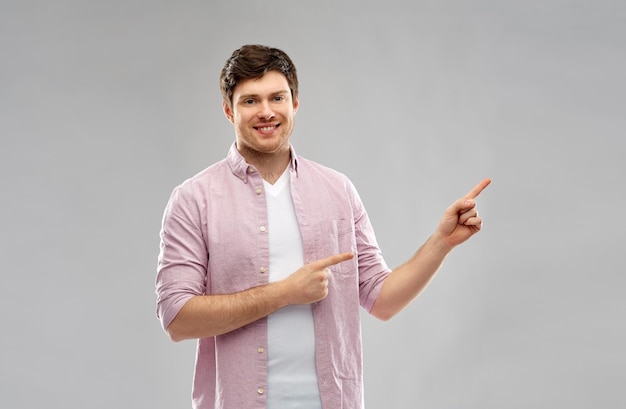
[226,142,299,183]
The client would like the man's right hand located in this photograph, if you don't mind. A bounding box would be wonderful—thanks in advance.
[283,252,355,304]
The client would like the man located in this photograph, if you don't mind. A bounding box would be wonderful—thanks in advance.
[156,44,490,409]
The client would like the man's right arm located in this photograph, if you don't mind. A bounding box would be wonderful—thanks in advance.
[166,282,289,342]
[166,252,354,342]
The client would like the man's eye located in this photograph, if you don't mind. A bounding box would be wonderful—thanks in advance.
[273,96,285,102]
[243,99,255,105]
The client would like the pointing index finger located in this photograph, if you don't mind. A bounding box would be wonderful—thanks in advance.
[313,252,355,270]
[465,178,492,199]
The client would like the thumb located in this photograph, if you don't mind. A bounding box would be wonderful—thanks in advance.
[446,198,475,217]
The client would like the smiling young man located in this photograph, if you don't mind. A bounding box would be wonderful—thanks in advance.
[223,70,298,184]
[156,44,490,409]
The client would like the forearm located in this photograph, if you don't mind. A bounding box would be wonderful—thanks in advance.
[165,252,351,341]
[167,280,290,341]
[370,233,453,321]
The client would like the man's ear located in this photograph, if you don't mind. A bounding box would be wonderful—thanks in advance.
[293,96,299,115]
[223,100,234,124]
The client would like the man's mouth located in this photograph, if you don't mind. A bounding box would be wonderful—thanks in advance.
[254,124,280,132]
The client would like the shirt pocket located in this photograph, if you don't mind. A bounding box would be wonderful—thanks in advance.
[315,219,356,275]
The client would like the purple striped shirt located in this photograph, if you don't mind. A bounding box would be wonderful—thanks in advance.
[156,143,391,409]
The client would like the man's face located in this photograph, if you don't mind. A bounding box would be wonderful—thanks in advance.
[223,70,299,159]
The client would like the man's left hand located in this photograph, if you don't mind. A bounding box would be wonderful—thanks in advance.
[435,178,491,249]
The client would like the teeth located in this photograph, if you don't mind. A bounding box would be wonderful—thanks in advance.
[258,126,275,131]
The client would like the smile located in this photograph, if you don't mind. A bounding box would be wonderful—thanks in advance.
[254,124,280,132]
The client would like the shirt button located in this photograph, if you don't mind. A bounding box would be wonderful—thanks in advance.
[255,188,263,195]
[248,167,256,173]
[259,226,266,232]
[260,267,266,273]
[257,347,264,354]
[257,387,264,395]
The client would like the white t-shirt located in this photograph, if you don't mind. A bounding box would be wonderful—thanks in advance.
[264,169,322,409]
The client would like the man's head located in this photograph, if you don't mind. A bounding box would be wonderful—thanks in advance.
[220,44,299,110]
[220,45,300,162]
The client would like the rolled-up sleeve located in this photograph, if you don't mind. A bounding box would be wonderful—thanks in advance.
[155,184,208,331]
[346,179,391,312]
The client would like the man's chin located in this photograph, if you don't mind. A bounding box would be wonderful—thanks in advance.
[237,140,289,156]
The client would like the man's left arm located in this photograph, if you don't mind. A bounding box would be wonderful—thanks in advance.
[369,178,491,321]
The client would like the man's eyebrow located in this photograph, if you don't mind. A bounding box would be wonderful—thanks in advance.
[237,90,290,100]
[237,93,258,100]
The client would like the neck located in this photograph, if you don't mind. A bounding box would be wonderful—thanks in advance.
[237,145,290,185]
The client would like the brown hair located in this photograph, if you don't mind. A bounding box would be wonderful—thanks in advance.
[220,44,299,108]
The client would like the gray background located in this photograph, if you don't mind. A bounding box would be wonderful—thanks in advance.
[2,1,624,408]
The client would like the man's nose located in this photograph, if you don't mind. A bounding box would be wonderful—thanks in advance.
[257,100,275,119]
